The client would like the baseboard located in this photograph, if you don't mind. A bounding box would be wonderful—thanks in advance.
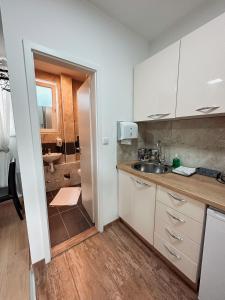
[32,259,45,270]
[51,226,98,258]
[103,218,120,230]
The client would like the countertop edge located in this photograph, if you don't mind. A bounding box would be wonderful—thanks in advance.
[117,163,225,213]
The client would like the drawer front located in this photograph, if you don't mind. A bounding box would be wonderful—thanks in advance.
[157,186,205,222]
[154,233,198,283]
[154,218,201,263]
[155,201,203,244]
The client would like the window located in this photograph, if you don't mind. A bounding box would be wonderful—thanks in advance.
[36,80,58,131]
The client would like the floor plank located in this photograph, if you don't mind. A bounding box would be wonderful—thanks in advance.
[51,226,98,258]
[35,254,79,300]
[0,201,29,300]
[35,221,197,300]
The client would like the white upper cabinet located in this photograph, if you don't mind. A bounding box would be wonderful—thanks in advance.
[176,13,225,117]
[134,41,180,121]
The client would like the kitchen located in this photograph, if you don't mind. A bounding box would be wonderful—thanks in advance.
[117,11,225,300]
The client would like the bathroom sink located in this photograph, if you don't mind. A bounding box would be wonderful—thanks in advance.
[43,153,62,163]
[132,162,170,174]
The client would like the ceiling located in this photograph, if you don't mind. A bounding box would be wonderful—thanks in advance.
[88,0,217,41]
[34,54,88,82]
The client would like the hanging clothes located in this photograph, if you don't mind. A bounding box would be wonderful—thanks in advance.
[0,88,12,187]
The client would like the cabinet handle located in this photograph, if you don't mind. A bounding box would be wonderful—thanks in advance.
[168,192,186,203]
[196,106,220,113]
[166,210,185,223]
[165,227,183,241]
[130,177,151,187]
[164,244,181,260]
[147,113,170,120]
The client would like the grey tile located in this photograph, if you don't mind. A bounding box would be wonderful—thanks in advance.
[61,208,90,238]
[78,204,94,227]
[49,214,69,247]
[57,204,78,213]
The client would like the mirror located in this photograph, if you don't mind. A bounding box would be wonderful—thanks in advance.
[36,80,58,130]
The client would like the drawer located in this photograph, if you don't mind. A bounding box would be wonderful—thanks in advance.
[155,201,203,244]
[154,233,198,283]
[154,218,201,263]
[157,186,205,222]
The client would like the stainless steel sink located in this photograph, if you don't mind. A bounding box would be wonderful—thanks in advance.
[132,162,170,174]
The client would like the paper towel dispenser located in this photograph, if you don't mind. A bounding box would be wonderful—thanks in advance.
[117,121,138,141]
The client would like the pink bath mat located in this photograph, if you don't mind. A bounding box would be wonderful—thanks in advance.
[50,187,81,206]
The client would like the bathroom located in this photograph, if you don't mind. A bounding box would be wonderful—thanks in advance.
[34,53,96,250]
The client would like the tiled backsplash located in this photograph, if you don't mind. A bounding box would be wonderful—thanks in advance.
[117,116,225,171]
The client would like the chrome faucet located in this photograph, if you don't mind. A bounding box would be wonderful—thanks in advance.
[156,140,162,162]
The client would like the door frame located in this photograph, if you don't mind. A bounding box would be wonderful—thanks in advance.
[23,40,103,263]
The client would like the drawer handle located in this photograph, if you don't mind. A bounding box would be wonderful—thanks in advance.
[130,177,151,187]
[165,227,183,241]
[166,211,185,223]
[195,106,220,113]
[164,244,181,260]
[147,113,170,120]
[168,192,186,203]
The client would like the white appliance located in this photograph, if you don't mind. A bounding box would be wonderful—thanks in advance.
[117,121,138,142]
[199,208,225,300]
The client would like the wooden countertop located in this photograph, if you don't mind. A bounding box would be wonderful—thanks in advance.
[117,162,225,212]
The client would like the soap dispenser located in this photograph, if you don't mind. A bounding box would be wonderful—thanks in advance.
[172,154,181,168]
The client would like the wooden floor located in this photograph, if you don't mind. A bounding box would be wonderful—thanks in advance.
[0,201,29,300]
[35,221,197,300]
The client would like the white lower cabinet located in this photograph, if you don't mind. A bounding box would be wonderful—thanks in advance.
[118,171,133,225]
[118,171,156,244]
[118,170,205,283]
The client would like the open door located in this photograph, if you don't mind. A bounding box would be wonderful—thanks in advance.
[77,77,94,222]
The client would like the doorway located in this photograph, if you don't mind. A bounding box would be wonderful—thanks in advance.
[23,44,101,260]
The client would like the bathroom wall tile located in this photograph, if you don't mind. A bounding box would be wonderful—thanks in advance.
[44,161,81,192]
[42,142,65,154]
[117,116,225,171]
[65,142,76,155]
[65,154,77,163]
[61,74,75,143]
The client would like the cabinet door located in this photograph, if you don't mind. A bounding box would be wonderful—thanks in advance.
[118,171,133,225]
[134,41,180,121]
[131,177,156,244]
[177,13,225,117]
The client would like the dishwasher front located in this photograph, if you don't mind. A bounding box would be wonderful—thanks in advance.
[199,208,225,300]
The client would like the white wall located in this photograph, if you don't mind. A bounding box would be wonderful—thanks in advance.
[0,14,5,57]
[0,0,149,263]
[148,0,225,56]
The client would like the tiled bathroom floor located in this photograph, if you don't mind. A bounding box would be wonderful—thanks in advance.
[46,190,94,247]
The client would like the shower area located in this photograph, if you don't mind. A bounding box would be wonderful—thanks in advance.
[34,53,95,250]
